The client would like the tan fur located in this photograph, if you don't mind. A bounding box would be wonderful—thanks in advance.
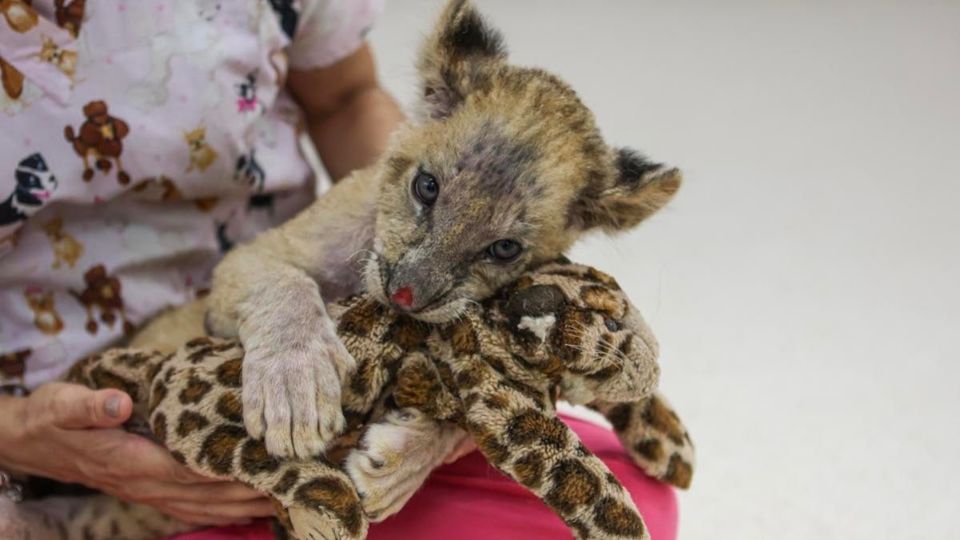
[203,0,683,459]
[15,260,694,540]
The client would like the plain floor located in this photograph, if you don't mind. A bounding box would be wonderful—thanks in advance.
[366,1,960,538]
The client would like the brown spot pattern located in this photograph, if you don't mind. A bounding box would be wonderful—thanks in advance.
[507,409,568,448]
[215,358,242,387]
[240,439,280,475]
[178,375,212,404]
[512,451,545,489]
[176,410,210,437]
[216,392,243,423]
[593,496,645,537]
[294,478,364,536]
[544,459,601,514]
[643,397,685,444]
[198,425,247,475]
[664,453,693,489]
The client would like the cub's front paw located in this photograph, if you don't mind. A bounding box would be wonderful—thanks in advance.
[243,335,355,458]
[345,410,463,521]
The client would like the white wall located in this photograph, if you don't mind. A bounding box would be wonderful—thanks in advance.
[368,1,960,538]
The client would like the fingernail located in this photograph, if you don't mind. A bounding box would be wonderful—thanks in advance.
[105,395,122,417]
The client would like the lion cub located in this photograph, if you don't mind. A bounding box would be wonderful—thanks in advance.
[142,0,683,517]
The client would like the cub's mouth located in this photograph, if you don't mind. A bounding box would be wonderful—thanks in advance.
[363,253,469,323]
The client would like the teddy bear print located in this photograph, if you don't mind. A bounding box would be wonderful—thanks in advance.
[64,100,132,184]
[54,0,85,37]
[184,125,218,173]
[69,264,134,335]
[42,217,83,269]
[24,286,65,335]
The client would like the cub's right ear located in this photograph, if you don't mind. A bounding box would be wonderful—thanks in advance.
[573,148,682,233]
[417,0,508,120]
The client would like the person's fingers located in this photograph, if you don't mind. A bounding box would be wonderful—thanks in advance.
[160,507,253,528]
[137,479,267,503]
[43,383,132,429]
[163,498,275,520]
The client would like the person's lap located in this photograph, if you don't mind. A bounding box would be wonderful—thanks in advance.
[169,415,678,540]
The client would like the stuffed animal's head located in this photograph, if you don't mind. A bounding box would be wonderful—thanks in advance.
[498,261,660,404]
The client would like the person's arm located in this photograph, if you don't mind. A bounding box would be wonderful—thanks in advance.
[0,384,273,526]
[287,43,405,181]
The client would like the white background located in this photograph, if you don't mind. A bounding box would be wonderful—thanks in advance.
[366,1,960,538]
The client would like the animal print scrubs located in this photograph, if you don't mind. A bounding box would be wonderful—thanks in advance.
[0,0,382,392]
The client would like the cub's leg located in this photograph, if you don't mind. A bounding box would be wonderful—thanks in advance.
[345,408,465,521]
[455,363,649,539]
[590,393,696,489]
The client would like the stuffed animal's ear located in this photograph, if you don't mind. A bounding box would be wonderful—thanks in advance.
[573,148,682,232]
[417,0,507,120]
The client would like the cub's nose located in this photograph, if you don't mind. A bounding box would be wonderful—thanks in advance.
[390,286,414,309]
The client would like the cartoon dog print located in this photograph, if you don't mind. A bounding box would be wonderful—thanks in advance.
[24,286,65,335]
[0,153,57,246]
[54,0,84,37]
[235,71,262,115]
[64,100,131,184]
[69,264,134,335]
[42,217,83,268]
[37,35,78,81]
[234,149,265,192]
[184,126,218,173]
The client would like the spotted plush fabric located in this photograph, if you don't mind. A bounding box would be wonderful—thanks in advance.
[14,260,695,540]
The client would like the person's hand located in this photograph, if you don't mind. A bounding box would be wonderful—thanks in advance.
[0,383,274,526]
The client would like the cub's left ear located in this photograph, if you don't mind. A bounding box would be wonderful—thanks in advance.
[575,148,682,232]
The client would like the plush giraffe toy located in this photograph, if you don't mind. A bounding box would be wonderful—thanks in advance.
[8,260,694,540]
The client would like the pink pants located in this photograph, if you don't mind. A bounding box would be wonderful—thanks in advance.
[170,415,679,540]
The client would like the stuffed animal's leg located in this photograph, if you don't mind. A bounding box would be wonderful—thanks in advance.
[1,494,191,540]
[590,393,695,489]
[457,366,649,539]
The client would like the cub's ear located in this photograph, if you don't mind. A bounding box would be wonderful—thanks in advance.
[417,0,507,120]
[574,148,682,232]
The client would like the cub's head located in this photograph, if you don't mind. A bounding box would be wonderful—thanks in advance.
[366,0,681,322]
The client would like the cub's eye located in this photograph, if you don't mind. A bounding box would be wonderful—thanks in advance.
[412,171,439,205]
[604,318,621,332]
[487,239,523,262]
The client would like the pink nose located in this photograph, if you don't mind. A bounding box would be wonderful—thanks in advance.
[390,286,414,308]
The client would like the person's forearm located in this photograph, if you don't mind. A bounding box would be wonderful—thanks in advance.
[307,85,404,181]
